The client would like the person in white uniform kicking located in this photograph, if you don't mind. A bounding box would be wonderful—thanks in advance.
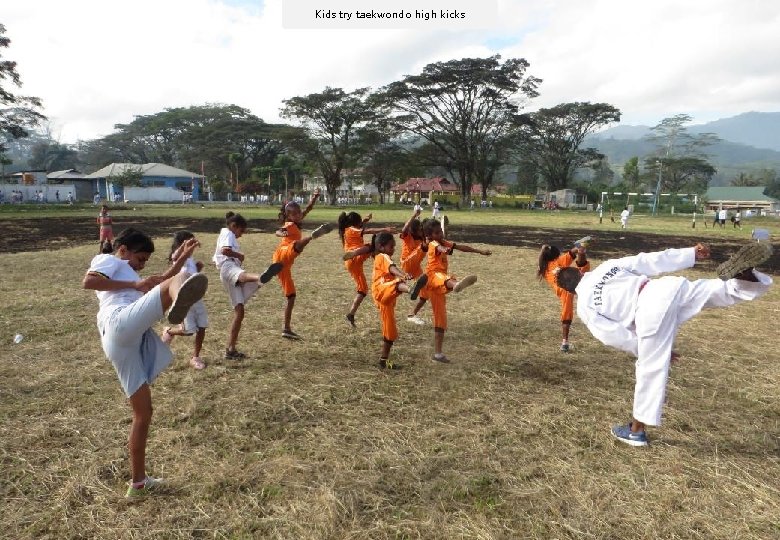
[555,242,773,446]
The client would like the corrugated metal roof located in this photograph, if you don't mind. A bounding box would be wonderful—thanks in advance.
[705,186,778,202]
[86,163,204,179]
[47,169,87,179]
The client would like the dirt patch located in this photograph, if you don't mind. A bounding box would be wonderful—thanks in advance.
[1,216,776,272]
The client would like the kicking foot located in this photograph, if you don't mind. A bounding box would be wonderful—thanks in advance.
[282,329,302,340]
[311,223,333,239]
[346,313,356,327]
[167,274,208,324]
[573,235,592,248]
[432,353,450,363]
[125,476,163,498]
[610,423,648,447]
[410,274,428,300]
[161,327,174,344]
[406,315,425,325]
[453,275,477,293]
[716,242,772,279]
[189,356,206,370]
[260,262,284,284]
[224,349,247,360]
[560,342,570,353]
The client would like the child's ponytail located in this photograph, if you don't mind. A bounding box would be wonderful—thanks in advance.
[338,212,349,245]
[225,212,247,229]
[537,244,561,279]
[169,230,195,262]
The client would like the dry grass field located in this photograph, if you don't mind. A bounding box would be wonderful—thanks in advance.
[1,210,778,539]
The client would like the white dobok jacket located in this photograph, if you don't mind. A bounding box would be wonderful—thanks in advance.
[575,248,772,357]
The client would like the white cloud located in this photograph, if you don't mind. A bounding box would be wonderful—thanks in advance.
[3,0,778,142]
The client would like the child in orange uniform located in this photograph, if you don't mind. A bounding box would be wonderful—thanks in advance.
[371,232,427,370]
[399,207,429,325]
[338,211,396,327]
[267,189,332,339]
[418,218,492,363]
[537,240,590,352]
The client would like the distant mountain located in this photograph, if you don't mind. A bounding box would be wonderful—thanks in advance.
[586,112,780,185]
[593,111,780,151]
[688,112,780,152]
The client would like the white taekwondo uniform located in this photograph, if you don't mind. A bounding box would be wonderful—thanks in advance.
[576,248,772,426]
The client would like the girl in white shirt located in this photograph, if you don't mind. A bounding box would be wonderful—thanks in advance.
[213,212,282,359]
[83,227,208,497]
[161,231,209,369]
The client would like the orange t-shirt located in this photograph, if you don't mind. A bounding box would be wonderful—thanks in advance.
[543,252,574,287]
[343,226,365,251]
[372,253,396,295]
[279,221,301,247]
[426,240,454,275]
[400,232,421,261]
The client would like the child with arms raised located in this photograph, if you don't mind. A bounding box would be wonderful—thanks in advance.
[267,189,332,339]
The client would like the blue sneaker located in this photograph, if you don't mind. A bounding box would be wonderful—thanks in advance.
[611,423,648,447]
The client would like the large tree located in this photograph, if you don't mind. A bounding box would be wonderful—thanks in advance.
[0,23,46,164]
[380,55,540,202]
[644,114,719,205]
[280,87,381,205]
[521,102,621,191]
[80,105,284,187]
[29,141,79,171]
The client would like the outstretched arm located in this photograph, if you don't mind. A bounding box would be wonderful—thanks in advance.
[301,188,320,219]
[452,243,492,256]
[613,245,706,276]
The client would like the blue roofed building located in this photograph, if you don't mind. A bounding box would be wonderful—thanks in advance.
[86,163,205,202]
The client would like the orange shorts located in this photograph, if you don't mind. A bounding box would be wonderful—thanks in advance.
[373,279,401,342]
[272,244,299,297]
[425,271,452,330]
[400,248,425,279]
[344,254,369,295]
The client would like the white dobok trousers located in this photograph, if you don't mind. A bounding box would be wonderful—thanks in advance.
[632,272,771,426]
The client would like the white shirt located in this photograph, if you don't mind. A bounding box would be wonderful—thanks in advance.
[213,228,241,267]
[620,209,630,220]
[575,248,696,355]
[719,209,727,220]
[181,257,198,275]
[88,254,143,325]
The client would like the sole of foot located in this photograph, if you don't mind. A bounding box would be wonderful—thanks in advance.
[167,274,208,324]
[453,275,477,293]
[716,242,773,279]
[260,262,284,284]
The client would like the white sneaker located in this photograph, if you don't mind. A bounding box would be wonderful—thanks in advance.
[406,315,425,325]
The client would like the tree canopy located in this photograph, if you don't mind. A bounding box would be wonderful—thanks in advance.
[81,105,284,188]
[0,23,46,163]
[380,55,541,202]
[521,102,621,191]
[280,87,382,204]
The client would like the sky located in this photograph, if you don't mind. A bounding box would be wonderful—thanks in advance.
[3,0,779,143]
